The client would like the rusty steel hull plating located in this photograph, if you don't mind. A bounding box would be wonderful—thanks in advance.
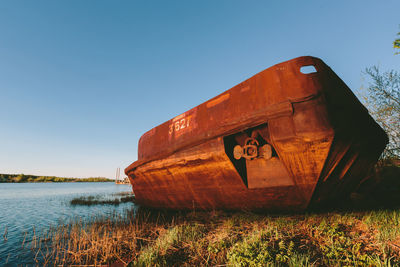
[125,56,388,211]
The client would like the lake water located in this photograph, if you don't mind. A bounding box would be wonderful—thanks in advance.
[0,182,134,266]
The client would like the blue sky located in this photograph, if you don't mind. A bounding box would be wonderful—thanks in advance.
[1,1,399,178]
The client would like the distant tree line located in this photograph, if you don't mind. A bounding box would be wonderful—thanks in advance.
[0,173,113,183]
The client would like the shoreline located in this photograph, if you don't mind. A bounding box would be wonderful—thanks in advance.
[0,173,114,183]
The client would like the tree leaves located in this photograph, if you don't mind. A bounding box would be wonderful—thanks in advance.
[394,28,400,55]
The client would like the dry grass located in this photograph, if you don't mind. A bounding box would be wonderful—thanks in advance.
[30,207,400,266]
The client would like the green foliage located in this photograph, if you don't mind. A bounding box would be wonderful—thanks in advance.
[394,29,400,54]
[227,230,304,266]
[315,222,370,266]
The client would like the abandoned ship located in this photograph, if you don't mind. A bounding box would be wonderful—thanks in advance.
[125,56,388,211]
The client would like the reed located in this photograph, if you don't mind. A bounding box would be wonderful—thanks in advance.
[30,207,400,266]
[3,225,7,241]
[69,194,135,206]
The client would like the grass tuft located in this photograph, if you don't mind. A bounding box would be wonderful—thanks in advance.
[70,194,135,206]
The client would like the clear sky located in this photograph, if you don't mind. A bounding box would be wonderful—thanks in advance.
[1,1,399,179]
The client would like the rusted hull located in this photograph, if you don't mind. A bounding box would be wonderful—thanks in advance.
[126,56,388,211]
[131,137,307,211]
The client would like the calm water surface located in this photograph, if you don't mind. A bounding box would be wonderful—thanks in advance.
[0,182,134,266]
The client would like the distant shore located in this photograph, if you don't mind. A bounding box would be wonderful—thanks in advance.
[0,173,113,183]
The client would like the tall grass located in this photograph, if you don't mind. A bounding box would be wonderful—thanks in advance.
[69,194,135,206]
[30,207,400,266]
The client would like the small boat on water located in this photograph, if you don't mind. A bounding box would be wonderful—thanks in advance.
[125,56,388,211]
